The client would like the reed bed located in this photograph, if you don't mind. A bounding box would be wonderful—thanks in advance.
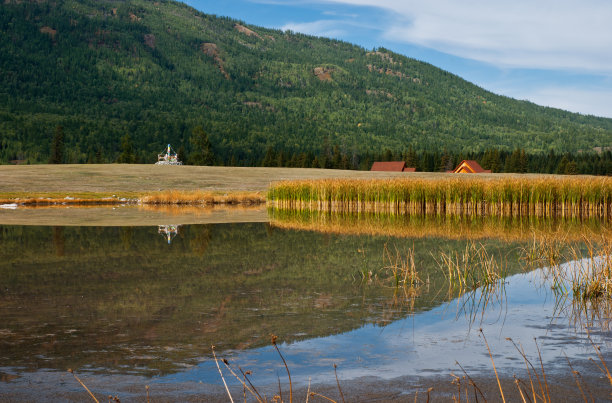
[268,176,612,218]
[140,190,265,205]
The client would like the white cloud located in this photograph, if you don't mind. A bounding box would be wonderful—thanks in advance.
[315,0,612,73]
[281,19,348,37]
[504,86,612,118]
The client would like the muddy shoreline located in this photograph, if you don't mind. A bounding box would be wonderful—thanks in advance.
[1,353,610,402]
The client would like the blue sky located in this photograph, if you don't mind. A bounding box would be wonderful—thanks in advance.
[184,0,612,118]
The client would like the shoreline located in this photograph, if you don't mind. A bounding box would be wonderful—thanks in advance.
[1,353,610,402]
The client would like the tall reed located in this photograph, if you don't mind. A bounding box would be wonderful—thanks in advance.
[268,176,612,218]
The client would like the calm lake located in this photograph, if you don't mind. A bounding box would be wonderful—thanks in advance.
[0,208,610,401]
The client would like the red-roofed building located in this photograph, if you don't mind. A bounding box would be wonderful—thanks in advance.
[371,161,416,172]
[452,160,491,174]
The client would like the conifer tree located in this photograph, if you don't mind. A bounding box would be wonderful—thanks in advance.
[49,125,64,164]
[116,134,137,163]
[189,126,214,165]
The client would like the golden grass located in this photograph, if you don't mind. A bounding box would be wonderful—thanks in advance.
[1,190,265,206]
[0,196,124,205]
[268,176,612,218]
[140,190,265,205]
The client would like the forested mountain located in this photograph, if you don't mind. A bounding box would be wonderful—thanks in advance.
[1,0,611,165]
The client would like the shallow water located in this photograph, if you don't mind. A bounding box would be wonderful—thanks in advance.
[0,213,610,399]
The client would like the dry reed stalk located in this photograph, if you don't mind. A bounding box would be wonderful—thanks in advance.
[564,354,589,403]
[513,377,528,403]
[68,369,100,403]
[588,337,612,385]
[308,392,338,402]
[506,338,541,403]
[479,329,506,403]
[239,367,265,402]
[534,339,551,403]
[271,334,292,403]
[333,364,345,403]
[455,361,487,402]
[211,345,234,403]
[220,359,263,403]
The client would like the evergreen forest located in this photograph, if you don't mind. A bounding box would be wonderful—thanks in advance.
[1,0,611,174]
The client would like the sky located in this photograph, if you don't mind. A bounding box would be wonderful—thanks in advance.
[184,0,612,118]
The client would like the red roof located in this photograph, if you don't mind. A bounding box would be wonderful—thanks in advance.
[371,161,417,172]
[452,160,491,174]
[371,161,405,171]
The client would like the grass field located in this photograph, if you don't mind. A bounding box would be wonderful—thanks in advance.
[0,164,578,198]
[0,164,449,197]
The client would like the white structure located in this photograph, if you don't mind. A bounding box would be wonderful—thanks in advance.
[156,144,182,165]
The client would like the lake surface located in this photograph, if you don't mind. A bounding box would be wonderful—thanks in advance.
[0,209,610,400]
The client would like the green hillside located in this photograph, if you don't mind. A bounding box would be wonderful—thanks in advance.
[1,0,611,165]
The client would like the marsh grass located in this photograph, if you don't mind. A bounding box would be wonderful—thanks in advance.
[140,190,265,205]
[524,234,612,301]
[382,243,423,288]
[435,242,508,291]
[268,176,612,218]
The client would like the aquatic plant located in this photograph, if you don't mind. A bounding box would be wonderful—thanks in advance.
[526,234,612,301]
[382,243,422,288]
[435,242,508,291]
[268,176,612,218]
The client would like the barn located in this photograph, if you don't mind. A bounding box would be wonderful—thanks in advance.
[370,161,416,172]
[452,160,491,174]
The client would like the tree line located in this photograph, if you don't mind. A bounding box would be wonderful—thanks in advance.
[42,124,611,176]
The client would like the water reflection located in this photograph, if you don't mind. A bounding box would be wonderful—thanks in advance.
[158,224,180,244]
[0,223,524,376]
[0,216,609,395]
[161,262,609,388]
[270,208,612,242]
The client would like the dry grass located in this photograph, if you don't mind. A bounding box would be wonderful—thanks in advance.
[0,164,451,196]
[140,190,265,205]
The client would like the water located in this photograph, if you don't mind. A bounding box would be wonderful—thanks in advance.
[0,214,610,400]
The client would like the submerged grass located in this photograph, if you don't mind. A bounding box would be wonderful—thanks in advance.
[268,176,612,217]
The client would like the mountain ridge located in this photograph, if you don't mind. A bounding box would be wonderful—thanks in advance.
[1,0,611,164]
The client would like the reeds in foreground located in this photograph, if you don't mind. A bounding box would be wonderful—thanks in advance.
[67,332,611,402]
